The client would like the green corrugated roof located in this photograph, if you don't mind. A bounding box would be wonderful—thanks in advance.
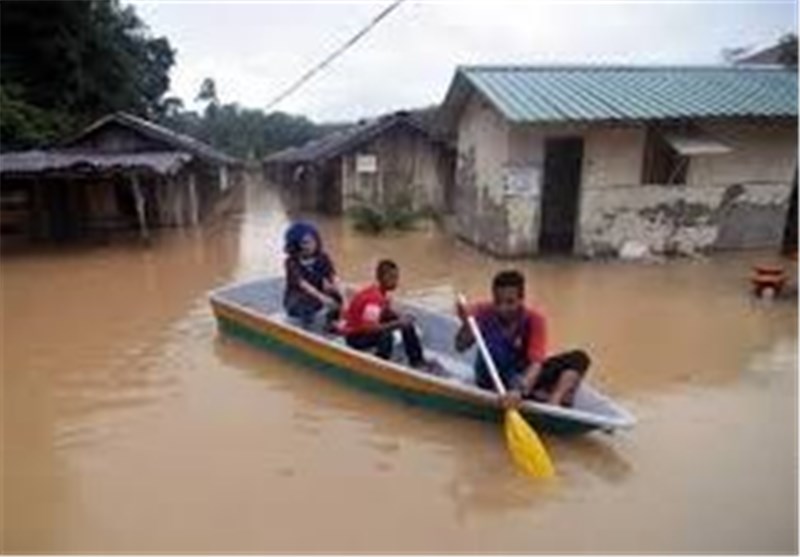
[452,65,798,123]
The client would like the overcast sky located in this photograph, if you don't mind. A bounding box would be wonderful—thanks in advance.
[131,0,797,122]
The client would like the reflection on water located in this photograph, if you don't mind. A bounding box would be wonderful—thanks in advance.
[2,175,797,553]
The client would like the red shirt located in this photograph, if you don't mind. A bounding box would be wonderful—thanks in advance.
[471,302,548,363]
[343,284,390,334]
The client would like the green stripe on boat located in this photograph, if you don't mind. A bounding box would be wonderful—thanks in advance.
[218,316,593,435]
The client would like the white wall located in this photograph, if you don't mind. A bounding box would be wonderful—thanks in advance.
[687,120,797,186]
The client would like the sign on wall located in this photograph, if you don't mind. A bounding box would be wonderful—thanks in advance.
[356,154,378,174]
[503,165,540,197]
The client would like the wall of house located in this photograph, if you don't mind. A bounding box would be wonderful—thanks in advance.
[340,126,449,214]
[578,119,797,255]
[453,100,651,256]
[454,95,796,257]
[452,94,515,255]
[686,120,798,186]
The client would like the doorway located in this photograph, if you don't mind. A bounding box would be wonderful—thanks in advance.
[538,137,584,254]
[782,170,797,256]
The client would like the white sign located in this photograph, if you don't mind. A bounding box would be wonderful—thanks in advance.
[503,166,540,197]
[356,154,378,174]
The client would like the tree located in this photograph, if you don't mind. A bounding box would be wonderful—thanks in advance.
[196,78,219,106]
[159,75,326,160]
[723,32,798,68]
[0,0,175,150]
[777,33,798,67]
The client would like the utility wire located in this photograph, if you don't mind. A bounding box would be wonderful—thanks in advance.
[265,0,407,111]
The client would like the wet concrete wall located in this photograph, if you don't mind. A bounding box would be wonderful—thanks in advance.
[453,103,653,256]
[454,101,797,257]
[578,182,793,255]
[453,94,518,255]
[578,120,797,255]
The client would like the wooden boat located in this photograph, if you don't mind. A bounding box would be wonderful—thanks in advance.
[209,278,636,435]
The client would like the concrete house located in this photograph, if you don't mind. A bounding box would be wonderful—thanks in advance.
[0,112,242,242]
[263,110,454,215]
[439,65,798,257]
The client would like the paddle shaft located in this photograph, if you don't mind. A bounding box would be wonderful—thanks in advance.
[458,295,508,397]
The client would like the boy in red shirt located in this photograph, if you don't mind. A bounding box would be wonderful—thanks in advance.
[455,270,590,407]
[344,260,427,369]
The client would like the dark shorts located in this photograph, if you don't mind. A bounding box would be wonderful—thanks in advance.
[477,349,590,393]
[530,349,590,392]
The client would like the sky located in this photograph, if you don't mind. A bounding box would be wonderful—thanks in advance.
[130,0,798,122]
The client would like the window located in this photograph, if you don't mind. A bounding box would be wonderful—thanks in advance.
[642,128,689,185]
[641,125,731,185]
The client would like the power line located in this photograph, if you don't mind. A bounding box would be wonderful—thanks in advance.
[265,0,407,111]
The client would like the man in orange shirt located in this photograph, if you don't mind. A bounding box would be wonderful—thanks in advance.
[455,270,590,407]
[343,259,427,369]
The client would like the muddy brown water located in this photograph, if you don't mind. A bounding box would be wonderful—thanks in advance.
[2,179,797,553]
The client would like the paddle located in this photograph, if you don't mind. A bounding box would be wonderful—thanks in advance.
[457,294,555,478]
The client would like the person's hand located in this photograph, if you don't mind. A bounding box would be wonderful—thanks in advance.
[398,314,415,328]
[500,389,523,409]
[455,301,469,322]
[322,295,340,309]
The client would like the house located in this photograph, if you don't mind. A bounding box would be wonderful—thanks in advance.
[0,112,243,241]
[263,110,455,215]
[439,65,798,256]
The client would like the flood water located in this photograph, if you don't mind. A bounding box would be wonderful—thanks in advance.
[2,175,797,553]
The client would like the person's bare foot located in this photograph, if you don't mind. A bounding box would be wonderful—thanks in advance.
[531,389,549,402]
[418,358,448,377]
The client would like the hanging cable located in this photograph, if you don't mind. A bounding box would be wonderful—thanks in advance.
[265,0,407,111]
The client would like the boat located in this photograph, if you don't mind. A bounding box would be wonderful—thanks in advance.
[209,277,636,435]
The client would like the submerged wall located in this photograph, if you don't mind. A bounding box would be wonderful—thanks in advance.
[578,182,793,256]
[453,100,797,257]
[578,120,797,255]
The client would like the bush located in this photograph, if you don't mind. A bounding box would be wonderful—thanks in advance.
[348,205,387,234]
[346,189,440,234]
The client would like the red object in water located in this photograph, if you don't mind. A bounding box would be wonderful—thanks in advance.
[751,264,786,297]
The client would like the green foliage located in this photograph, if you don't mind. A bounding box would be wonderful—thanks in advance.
[196,78,219,105]
[347,190,432,234]
[348,205,387,233]
[0,2,339,158]
[778,33,798,68]
[0,0,175,150]
[159,78,324,160]
[0,85,73,149]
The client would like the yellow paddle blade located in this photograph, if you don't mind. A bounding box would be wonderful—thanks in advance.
[504,409,556,478]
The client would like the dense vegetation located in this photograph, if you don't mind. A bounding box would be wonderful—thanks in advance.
[159,78,332,160]
[1,0,174,149]
[0,0,332,158]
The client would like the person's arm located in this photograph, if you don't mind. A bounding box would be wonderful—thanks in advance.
[373,316,410,333]
[299,280,337,305]
[454,301,476,352]
[287,259,336,305]
[517,310,548,397]
[518,362,543,396]
[320,254,342,297]
[356,303,411,333]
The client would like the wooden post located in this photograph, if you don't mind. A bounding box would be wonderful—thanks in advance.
[129,174,149,241]
[188,172,199,226]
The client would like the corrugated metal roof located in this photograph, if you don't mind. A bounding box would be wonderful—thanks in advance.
[65,112,241,166]
[449,65,797,123]
[0,150,192,175]
[263,110,446,164]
